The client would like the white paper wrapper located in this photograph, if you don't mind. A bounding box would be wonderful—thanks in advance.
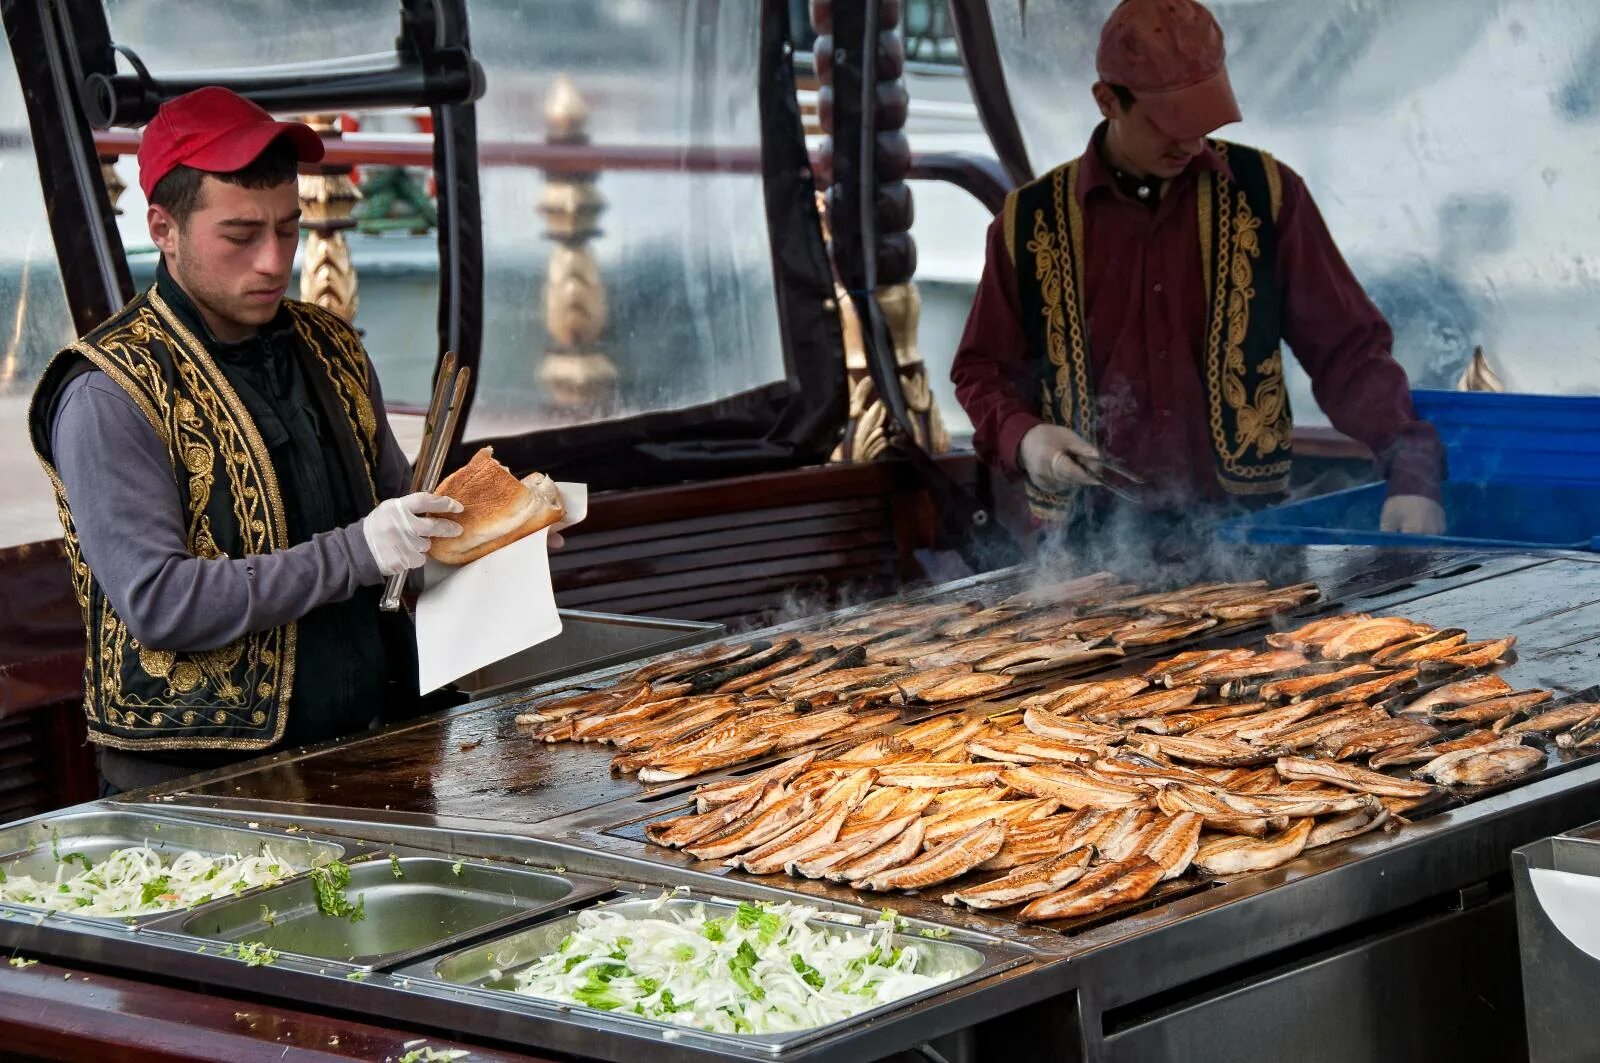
[1530,866,1600,961]
[415,482,588,693]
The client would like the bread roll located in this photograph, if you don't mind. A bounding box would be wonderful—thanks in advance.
[427,446,566,565]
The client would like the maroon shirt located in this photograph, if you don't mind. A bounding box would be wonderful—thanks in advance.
[951,130,1443,504]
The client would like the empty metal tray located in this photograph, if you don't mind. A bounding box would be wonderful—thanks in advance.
[0,807,351,926]
[397,891,1027,1060]
[170,856,613,970]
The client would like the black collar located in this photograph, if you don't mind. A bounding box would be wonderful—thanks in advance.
[154,258,296,364]
[1093,124,1163,210]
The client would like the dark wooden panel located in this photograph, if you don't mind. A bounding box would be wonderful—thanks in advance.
[562,496,886,552]
[0,956,545,1062]
[552,509,889,570]
[556,546,901,608]
[577,561,902,621]
[555,527,896,592]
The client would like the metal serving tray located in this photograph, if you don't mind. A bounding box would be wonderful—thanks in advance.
[164,856,614,971]
[395,890,1028,1062]
[0,808,352,927]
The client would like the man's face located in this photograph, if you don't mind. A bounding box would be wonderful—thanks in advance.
[1094,83,1208,180]
[148,177,300,343]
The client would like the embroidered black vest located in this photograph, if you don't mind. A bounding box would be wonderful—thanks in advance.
[1004,140,1293,520]
[28,288,382,752]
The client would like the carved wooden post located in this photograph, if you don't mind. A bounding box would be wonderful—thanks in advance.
[537,75,618,416]
[296,114,362,322]
[814,0,948,462]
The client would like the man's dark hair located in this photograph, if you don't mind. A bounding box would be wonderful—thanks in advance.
[1109,84,1137,109]
[149,135,300,224]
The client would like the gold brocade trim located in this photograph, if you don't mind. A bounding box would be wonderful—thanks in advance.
[287,303,379,502]
[1262,149,1283,224]
[1027,161,1094,438]
[1200,146,1292,492]
[1003,190,1019,263]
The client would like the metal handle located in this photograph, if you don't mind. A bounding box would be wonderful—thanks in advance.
[379,354,467,612]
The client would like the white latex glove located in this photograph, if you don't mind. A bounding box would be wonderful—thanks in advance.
[1018,422,1101,492]
[1380,494,1446,535]
[362,492,463,577]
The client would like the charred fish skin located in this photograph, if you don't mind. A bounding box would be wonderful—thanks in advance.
[943,846,1096,909]
[1017,856,1165,922]
[1275,756,1437,800]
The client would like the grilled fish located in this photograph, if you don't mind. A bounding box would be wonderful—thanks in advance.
[1429,636,1516,671]
[1367,729,1501,769]
[646,782,776,849]
[1024,677,1151,715]
[1021,706,1124,746]
[1499,703,1600,736]
[1114,616,1220,647]
[1268,706,1389,751]
[692,751,818,812]
[1558,715,1600,751]
[731,800,852,875]
[1155,785,1287,837]
[1293,668,1420,712]
[1184,650,1313,686]
[1259,665,1377,702]
[827,817,928,884]
[1370,629,1468,666]
[1143,649,1238,684]
[908,637,1020,670]
[900,671,1017,704]
[514,683,648,725]
[1135,700,1280,736]
[1098,811,1160,860]
[921,798,1058,849]
[1415,740,1544,787]
[1267,614,1371,652]
[1318,719,1441,761]
[999,765,1152,809]
[1308,807,1392,849]
[1431,689,1553,725]
[980,817,1097,870]
[1092,752,1221,789]
[874,762,1003,789]
[636,734,779,783]
[792,813,925,879]
[1018,856,1164,922]
[1131,734,1284,768]
[1321,618,1434,659]
[685,791,815,861]
[945,846,1096,909]
[1275,756,1436,799]
[1193,817,1315,875]
[1138,812,1204,880]
[1083,686,1203,724]
[967,733,1100,765]
[853,819,1006,892]
[1396,674,1514,716]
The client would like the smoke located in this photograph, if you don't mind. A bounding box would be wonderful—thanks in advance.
[727,577,902,635]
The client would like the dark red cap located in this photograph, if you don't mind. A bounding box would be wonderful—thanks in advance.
[1096,0,1242,140]
[137,86,325,199]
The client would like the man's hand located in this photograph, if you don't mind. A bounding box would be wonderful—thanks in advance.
[1018,423,1101,493]
[1380,494,1445,536]
[362,492,463,577]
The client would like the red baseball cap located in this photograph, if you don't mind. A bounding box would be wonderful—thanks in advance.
[137,86,325,199]
[1096,0,1242,141]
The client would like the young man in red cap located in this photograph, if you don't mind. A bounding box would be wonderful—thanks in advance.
[952,0,1445,550]
[28,87,463,793]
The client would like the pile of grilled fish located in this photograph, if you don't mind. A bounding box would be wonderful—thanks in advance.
[515,575,1320,783]
[639,611,1588,926]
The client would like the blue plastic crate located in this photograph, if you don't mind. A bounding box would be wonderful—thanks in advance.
[1412,389,1600,486]
[1214,480,1600,551]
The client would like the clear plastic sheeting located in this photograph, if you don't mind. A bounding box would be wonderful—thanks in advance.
[0,46,80,549]
[465,1,785,438]
[100,0,403,71]
[987,0,1600,421]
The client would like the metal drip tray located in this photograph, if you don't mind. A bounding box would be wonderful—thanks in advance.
[167,856,613,970]
[0,809,351,926]
[397,891,1028,1061]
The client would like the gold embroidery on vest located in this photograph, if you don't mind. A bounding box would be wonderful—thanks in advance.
[289,305,378,499]
[1201,148,1292,493]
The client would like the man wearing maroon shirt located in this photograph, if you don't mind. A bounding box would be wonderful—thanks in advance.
[952,0,1445,545]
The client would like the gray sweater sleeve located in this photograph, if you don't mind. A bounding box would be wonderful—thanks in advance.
[50,371,386,653]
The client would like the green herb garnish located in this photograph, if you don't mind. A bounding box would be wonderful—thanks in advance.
[139,875,172,907]
[308,861,364,922]
[389,854,404,880]
[791,953,825,988]
[918,927,951,940]
[451,860,463,877]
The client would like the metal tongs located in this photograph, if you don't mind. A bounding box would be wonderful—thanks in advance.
[1082,451,1145,503]
[378,352,471,612]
